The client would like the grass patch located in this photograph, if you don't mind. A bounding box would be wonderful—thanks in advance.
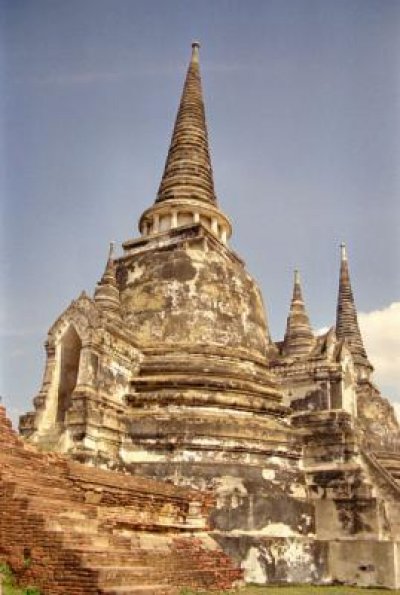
[0,562,41,595]
[180,586,391,595]
[239,587,389,594]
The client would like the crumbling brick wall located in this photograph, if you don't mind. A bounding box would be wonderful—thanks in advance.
[0,405,242,594]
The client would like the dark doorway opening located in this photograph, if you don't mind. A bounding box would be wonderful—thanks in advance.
[57,325,81,422]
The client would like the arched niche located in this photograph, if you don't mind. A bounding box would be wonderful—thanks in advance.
[56,324,82,423]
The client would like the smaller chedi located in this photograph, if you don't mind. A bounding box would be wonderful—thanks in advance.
[19,44,400,588]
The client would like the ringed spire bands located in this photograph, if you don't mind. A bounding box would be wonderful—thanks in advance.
[156,41,216,206]
[282,269,315,357]
[94,242,121,316]
[336,243,372,375]
[139,43,232,244]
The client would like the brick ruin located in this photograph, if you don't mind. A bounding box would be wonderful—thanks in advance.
[12,43,400,589]
[0,405,242,593]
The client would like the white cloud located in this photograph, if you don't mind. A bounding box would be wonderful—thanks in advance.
[316,326,330,336]
[394,403,400,425]
[359,302,400,410]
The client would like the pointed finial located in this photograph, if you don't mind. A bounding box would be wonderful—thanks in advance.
[340,242,347,262]
[191,41,200,63]
[292,269,303,302]
[108,241,115,260]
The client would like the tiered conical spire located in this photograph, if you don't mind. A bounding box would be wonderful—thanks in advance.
[336,244,370,369]
[156,42,217,205]
[282,270,315,357]
[138,43,231,243]
[94,243,121,315]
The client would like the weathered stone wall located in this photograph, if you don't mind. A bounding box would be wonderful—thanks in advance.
[272,334,358,417]
[357,379,400,451]
[292,409,400,588]
[327,541,400,589]
[116,450,322,586]
[119,225,271,357]
[19,293,142,463]
[214,535,328,585]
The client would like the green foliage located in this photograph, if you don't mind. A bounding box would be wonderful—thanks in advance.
[0,562,16,586]
[179,589,211,595]
[3,584,41,595]
[22,557,31,570]
[238,587,388,594]
[180,587,388,595]
[0,561,41,595]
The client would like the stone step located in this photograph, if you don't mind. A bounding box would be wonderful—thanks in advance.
[374,458,400,482]
[0,468,66,487]
[95,567,170,586]
[375,451,400,460]
[28,495,186,531]
[96,565,230,587]
[376,458,400,468]
[81,552,164,566]
[0,454,65,470]
[382,467,400,476]
[380,462,400,470]
[80,548,225,569]
[28,497,96,516]
[11,483,73,501]
[61,533,111,549]
[36,436,63,448]
[62,534,169,553]
[46,516,100,534]
[100,586,176,595]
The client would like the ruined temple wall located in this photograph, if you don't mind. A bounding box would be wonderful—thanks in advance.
[19,294,143,462]
[117,434,322,586]
[291,409,400,589]
[327,541,400,590]
[356,380,400,451]
[359,451,400,541]
[271,339,357,417]
[214,535,328,585]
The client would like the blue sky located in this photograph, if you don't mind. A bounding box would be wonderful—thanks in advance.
[1,0,400,423]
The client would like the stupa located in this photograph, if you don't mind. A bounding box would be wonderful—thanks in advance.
[19,44,400,588]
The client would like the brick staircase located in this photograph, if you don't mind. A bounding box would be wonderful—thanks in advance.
[362,448,400,496]
[0,406,242,594]
[360,448,400,539]
[372,451,400,486]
